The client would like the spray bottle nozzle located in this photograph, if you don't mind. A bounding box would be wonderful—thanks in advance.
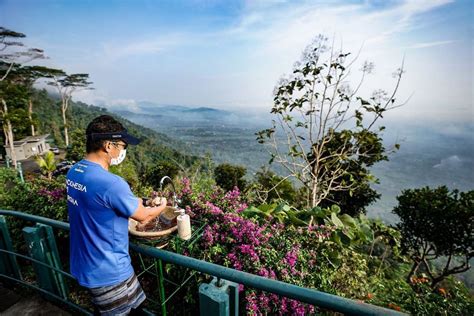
[174,208,186,216]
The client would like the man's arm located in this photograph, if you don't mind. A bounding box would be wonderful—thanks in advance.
[131,198,167,225]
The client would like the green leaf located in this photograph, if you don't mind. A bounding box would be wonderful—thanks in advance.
[356,97,371,105]
[331,212,344,227]
[339,214,357,228]
[330,204,341,214]
[258,203,278,214]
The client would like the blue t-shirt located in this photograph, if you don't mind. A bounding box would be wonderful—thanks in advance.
[66,159,139,288]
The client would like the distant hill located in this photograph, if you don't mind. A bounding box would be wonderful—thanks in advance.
[184,107,230,113]
[113,101,237,127]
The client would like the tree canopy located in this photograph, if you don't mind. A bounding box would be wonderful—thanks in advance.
[393,186,474,288]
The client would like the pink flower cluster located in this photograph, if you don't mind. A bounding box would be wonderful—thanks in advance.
[244,292,314,315]
[224,187,248,213]
[176,177,324,315]
[180,177,192,195]
[307,224,335,239]
[37,187,65,202]
[284,247,299,268]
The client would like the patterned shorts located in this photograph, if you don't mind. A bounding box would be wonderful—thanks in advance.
[88,273,146,316]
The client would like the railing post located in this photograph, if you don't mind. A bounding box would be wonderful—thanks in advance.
[17,161,24,183]
[22,225,69,300]
[199,277,239,316]
[199,282,229,316]
[0,215,22,281]
[212,278,239,316]
[36,223,69,298]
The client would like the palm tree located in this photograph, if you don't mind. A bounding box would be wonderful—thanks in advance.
[36,151,56,180]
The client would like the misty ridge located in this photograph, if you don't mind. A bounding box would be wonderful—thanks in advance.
[111,101,474,224]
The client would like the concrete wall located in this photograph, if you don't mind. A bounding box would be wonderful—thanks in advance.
[23,141,50,157]
[5,146,27,161]
[4,139,50,161]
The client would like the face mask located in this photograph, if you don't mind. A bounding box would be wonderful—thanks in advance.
[110,149,127,166]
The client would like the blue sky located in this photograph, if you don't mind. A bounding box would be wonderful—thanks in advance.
[1,0,472,122]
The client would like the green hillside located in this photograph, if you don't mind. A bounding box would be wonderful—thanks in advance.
[30,89,200,174]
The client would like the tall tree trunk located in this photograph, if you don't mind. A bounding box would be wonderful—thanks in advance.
[311,179,319,208]
[1,98,17,168]
[28,98,35,136]
[62,100,69,147]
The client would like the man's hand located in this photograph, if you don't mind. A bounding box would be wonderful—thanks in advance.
[131,197,168,224]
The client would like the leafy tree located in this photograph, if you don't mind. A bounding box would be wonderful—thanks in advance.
[0,81,30,137]
[214,163,247,192]
[65,128,86,162]
[393,186,474,288]
[318,130,385,216]
[256,35,404,208]
[145,161,180,190]
[0,80,31,168]
[35,151,57,180]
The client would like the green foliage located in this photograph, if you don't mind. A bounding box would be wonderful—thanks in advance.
[393,186,474,287]
[35,151,57,180]
[109,159,140,190]
[214,163,247,191]
[0,167,21,204]
[0,80,31,141]
[251,167,298,205]
[368,276,474,315]
[65,128,86,161]
[314,129,386,216]
[144,160,180,190]
[1,174,67,222]
[185,154,216,197]
[243,203,374,249]
[0,169,68,255]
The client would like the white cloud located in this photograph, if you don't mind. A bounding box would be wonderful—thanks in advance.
[100,33,185,62]
[406,40,455,49]
[72,89,141,112]
[433,155,464,169]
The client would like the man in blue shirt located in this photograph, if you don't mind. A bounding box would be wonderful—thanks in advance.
[67,115,167,315]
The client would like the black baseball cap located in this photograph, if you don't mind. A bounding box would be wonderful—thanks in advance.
[87,129,141,145]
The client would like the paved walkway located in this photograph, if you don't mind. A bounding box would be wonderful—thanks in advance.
[0,284,70,315]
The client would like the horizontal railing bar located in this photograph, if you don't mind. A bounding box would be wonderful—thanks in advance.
[0,210,70,230]
[0,249,74,279]
[130,243,405,316]
[0,209,407,316]
[0,273,92,315]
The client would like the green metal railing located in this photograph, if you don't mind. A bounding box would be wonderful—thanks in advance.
[0,209,406,315]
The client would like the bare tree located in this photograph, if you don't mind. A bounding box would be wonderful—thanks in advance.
[257,35,406,208]
[48,73,93,147]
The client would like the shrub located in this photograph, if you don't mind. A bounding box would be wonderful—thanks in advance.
[214,163,247,192]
